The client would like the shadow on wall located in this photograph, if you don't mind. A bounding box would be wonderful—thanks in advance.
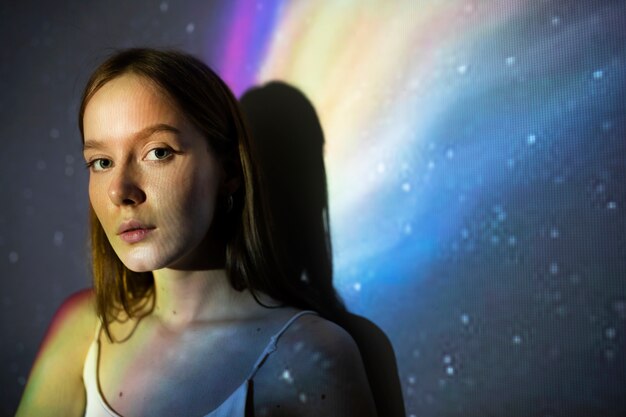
[240,82,406,417]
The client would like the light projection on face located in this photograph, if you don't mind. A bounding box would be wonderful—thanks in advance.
[82,75,225,273]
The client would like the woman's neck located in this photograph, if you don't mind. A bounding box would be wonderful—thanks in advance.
[148,268,281,331]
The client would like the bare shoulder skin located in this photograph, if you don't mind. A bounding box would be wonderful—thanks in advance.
[15,288,98,417]
[16,292,377,417]
[253,314,378,417]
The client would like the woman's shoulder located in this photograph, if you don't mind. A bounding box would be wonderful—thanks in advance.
[35,287,99,368]
[282,311,359,355]
[15,288,98,416]
[57,287,97,313]
[263,309,358,360]
[29,288,99,357]
[255,310,378,416]
[51,288,99,338]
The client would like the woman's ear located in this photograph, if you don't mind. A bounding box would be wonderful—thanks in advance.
[222,175,241,195]
[220,152,242,195]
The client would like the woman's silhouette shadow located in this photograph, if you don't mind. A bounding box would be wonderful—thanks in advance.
[240,82,405,417]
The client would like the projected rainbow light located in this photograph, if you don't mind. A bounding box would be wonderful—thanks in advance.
[20,1,626,416]
[214,0,559,300]
[209,10,626,415]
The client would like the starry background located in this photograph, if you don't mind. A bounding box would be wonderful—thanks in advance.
[1,1,625,416]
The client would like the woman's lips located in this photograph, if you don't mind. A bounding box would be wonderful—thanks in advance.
[117,220,155,243]
[119,228,154,243]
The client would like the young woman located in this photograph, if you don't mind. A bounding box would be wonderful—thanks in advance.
[16,48,376,417]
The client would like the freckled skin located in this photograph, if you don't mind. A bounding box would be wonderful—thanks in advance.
[82,74,225,272]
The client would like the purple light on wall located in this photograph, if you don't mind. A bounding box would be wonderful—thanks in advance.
[218,0,285,96]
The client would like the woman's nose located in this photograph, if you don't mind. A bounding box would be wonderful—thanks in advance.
[108,166,146,206]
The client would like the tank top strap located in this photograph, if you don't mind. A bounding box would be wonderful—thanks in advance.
[246,310,319,380]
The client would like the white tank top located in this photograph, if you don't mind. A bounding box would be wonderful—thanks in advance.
[82,310,319,417]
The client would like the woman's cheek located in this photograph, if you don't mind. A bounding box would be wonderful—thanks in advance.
[89,181,109,223]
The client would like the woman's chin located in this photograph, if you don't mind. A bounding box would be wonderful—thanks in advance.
[120,260,157,273]
[123,264,154,273]
[116,250,164,273]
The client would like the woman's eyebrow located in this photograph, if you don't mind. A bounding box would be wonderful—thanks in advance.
[83,123,182,151]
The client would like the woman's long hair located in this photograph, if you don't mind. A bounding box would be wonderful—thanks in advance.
[78,48,346,340]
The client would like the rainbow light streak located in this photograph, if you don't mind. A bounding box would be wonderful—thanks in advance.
[215,1,525,292]
[219,0,286,96]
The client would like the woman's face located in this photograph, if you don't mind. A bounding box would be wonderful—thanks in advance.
[82,74,228,272]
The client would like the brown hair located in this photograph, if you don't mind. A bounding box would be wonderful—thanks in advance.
[79,48,345,340]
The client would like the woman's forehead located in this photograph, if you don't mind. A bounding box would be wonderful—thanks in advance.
[83,74,186,137]
[88,74,177,113]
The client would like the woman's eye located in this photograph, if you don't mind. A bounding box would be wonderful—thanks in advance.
[146,148,173,161]
[86,159,112,172]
